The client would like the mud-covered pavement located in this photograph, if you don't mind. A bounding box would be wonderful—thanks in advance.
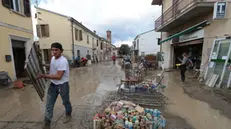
[161,71,231,129]
[0,62,123,129]
[1,62,231,129]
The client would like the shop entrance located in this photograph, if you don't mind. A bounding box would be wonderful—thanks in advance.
[12,39,27,78]
[173,43,203,69]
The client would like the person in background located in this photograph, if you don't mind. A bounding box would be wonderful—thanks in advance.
[37,42,72,129]
[112,53,116,64]
[75,56,80,67]
[124,56,132,69]
[81,57,87,66]
[178,53,193,83]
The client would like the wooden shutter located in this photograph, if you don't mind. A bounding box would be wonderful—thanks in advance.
[45,25,50,37]
[87,35,89,43]
[75,29,78,40]
[23,0,31,17]
[2,0,13,9]
[79,30,83,41]
[36,25,41,37]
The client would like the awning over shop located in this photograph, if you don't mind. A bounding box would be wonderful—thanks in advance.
[159,20,209,44]
[173,39,203,46]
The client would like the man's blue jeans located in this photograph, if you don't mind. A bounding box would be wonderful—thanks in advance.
[45,82,72,122]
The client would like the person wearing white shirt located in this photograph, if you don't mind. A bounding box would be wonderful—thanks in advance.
[37,42,72,129]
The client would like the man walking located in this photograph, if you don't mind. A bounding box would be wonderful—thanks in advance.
[178,53,192,83]
[112,53,116,65]
[38,42,72,129]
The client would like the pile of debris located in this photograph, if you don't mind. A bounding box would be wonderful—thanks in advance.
[93,100,166,129]
[119,79,166,93]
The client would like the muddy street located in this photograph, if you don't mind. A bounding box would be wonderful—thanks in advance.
[162,71,231,129]
[1,63,231,129]
[0,62,123,129]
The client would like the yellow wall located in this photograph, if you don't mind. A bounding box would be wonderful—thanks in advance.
[73,24,98,49]
[0,26,33,79]
[0,1,33,80]
[36,8,73,59]
[0,0,33,30]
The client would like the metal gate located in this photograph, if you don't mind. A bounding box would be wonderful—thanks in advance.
[24,42,46,101]
[205,38,231,88]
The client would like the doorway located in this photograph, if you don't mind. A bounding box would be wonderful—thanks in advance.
[77,50,80,57]
[174,43,203,69]
[12,39,27,78]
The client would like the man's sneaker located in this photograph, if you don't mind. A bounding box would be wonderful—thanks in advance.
[63,115,72,123]
[42,120,51,129]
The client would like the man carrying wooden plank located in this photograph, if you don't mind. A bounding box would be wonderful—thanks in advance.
[37,42,72,129]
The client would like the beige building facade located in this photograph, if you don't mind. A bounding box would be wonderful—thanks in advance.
[0,0,33,80]
[152,0,231,87]
[35,7,101,64]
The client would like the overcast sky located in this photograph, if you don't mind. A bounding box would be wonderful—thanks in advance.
[32,0,161,47]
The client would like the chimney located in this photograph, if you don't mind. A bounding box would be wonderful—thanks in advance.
[93,30,96,33]
[106,30,112,44]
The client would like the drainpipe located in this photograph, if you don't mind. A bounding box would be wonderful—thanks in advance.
[71,18,74,61]
[160,3,163,53]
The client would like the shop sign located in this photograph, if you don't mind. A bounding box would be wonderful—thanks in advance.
[179,29,204,42]
[213,2,227,19]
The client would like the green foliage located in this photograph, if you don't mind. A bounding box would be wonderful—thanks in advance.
[118,44,130,55]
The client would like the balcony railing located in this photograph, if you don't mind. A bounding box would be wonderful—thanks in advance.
[155,0,215,31]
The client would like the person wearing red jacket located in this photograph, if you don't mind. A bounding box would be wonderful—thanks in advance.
[112,54,116,65]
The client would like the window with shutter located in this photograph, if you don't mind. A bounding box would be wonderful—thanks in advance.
[24,0,31,17]
[75,29,78,40]
[36,25,41,37]
[45,25,50,37]
[2,0,13,9]
[40,24,49,37]
[79,30,83,41]
[87,35,89,44]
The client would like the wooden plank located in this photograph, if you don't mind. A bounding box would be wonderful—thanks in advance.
[227,72,231,88]
[208,74,216,87]
[211,74,219,87]
[208,74,219,87]
[24,42,46,101]
[205,75,212,86]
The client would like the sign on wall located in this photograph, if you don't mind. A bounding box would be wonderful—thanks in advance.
[179,29,204,42]
[213,2,227,19]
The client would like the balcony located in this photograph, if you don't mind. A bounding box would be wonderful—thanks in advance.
[155,0,215,32]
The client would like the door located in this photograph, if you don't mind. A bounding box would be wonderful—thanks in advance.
[77,50,80,57]
[206,39,231,88]
[12,40,26,78]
